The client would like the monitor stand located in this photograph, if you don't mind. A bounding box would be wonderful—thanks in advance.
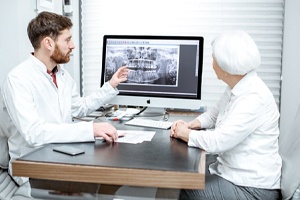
[137,107,166,117]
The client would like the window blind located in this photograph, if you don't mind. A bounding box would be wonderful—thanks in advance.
[80,0,284,108]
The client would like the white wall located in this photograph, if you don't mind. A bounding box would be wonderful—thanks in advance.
[279,0,300,135]
[0,0,80,89]
[0,0,35,84]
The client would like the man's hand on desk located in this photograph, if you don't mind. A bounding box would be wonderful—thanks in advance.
[93,122,118,142]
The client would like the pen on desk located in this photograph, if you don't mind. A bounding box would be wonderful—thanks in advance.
[106,117,120,121]
[95,134,125,141]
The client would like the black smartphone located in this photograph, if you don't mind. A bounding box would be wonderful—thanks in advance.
[53,146,85,156]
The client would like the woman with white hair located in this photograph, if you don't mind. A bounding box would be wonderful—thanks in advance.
[170,31,281,200]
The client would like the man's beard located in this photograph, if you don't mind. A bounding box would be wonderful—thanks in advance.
[50,45,71,64]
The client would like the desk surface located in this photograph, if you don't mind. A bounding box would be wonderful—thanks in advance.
[12,113,205,189]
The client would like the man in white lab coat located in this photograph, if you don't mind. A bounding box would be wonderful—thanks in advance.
[1,10,129,194]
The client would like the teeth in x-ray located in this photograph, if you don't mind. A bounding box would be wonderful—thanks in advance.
[127,59,159,83]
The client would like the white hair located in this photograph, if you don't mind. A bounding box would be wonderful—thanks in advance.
[211,30,261,75]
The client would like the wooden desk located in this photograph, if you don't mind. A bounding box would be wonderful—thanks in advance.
[12,113,205,190]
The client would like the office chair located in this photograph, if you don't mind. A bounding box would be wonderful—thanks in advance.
[280,104,300,200]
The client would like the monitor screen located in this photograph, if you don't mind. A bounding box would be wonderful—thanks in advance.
[100,35,204,110]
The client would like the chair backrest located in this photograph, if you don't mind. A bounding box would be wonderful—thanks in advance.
[0,89,10,169]
[279,104,300,199]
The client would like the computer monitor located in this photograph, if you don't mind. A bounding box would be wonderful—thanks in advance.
[100,35,204,113]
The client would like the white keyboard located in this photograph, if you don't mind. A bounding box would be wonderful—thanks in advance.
[124,118,173,130]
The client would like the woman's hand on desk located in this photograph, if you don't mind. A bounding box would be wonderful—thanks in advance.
[170,120,191,143]
[93,122,118,142]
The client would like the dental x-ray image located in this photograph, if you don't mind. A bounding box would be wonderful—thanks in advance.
[104,45,179,86]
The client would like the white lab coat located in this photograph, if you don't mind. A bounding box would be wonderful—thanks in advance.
[2,54,118,185]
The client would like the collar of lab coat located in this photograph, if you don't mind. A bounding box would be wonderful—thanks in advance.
[29,54,66,77]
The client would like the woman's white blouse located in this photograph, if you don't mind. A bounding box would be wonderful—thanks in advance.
[188,71,282,189]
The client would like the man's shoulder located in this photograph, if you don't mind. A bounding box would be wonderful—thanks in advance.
[7,57,35,78]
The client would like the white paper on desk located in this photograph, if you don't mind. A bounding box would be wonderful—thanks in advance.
[116,130,156,144]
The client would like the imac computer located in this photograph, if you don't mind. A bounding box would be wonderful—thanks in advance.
[100,35,204,114]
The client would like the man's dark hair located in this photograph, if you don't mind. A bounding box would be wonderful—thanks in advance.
[27,11,73,49]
